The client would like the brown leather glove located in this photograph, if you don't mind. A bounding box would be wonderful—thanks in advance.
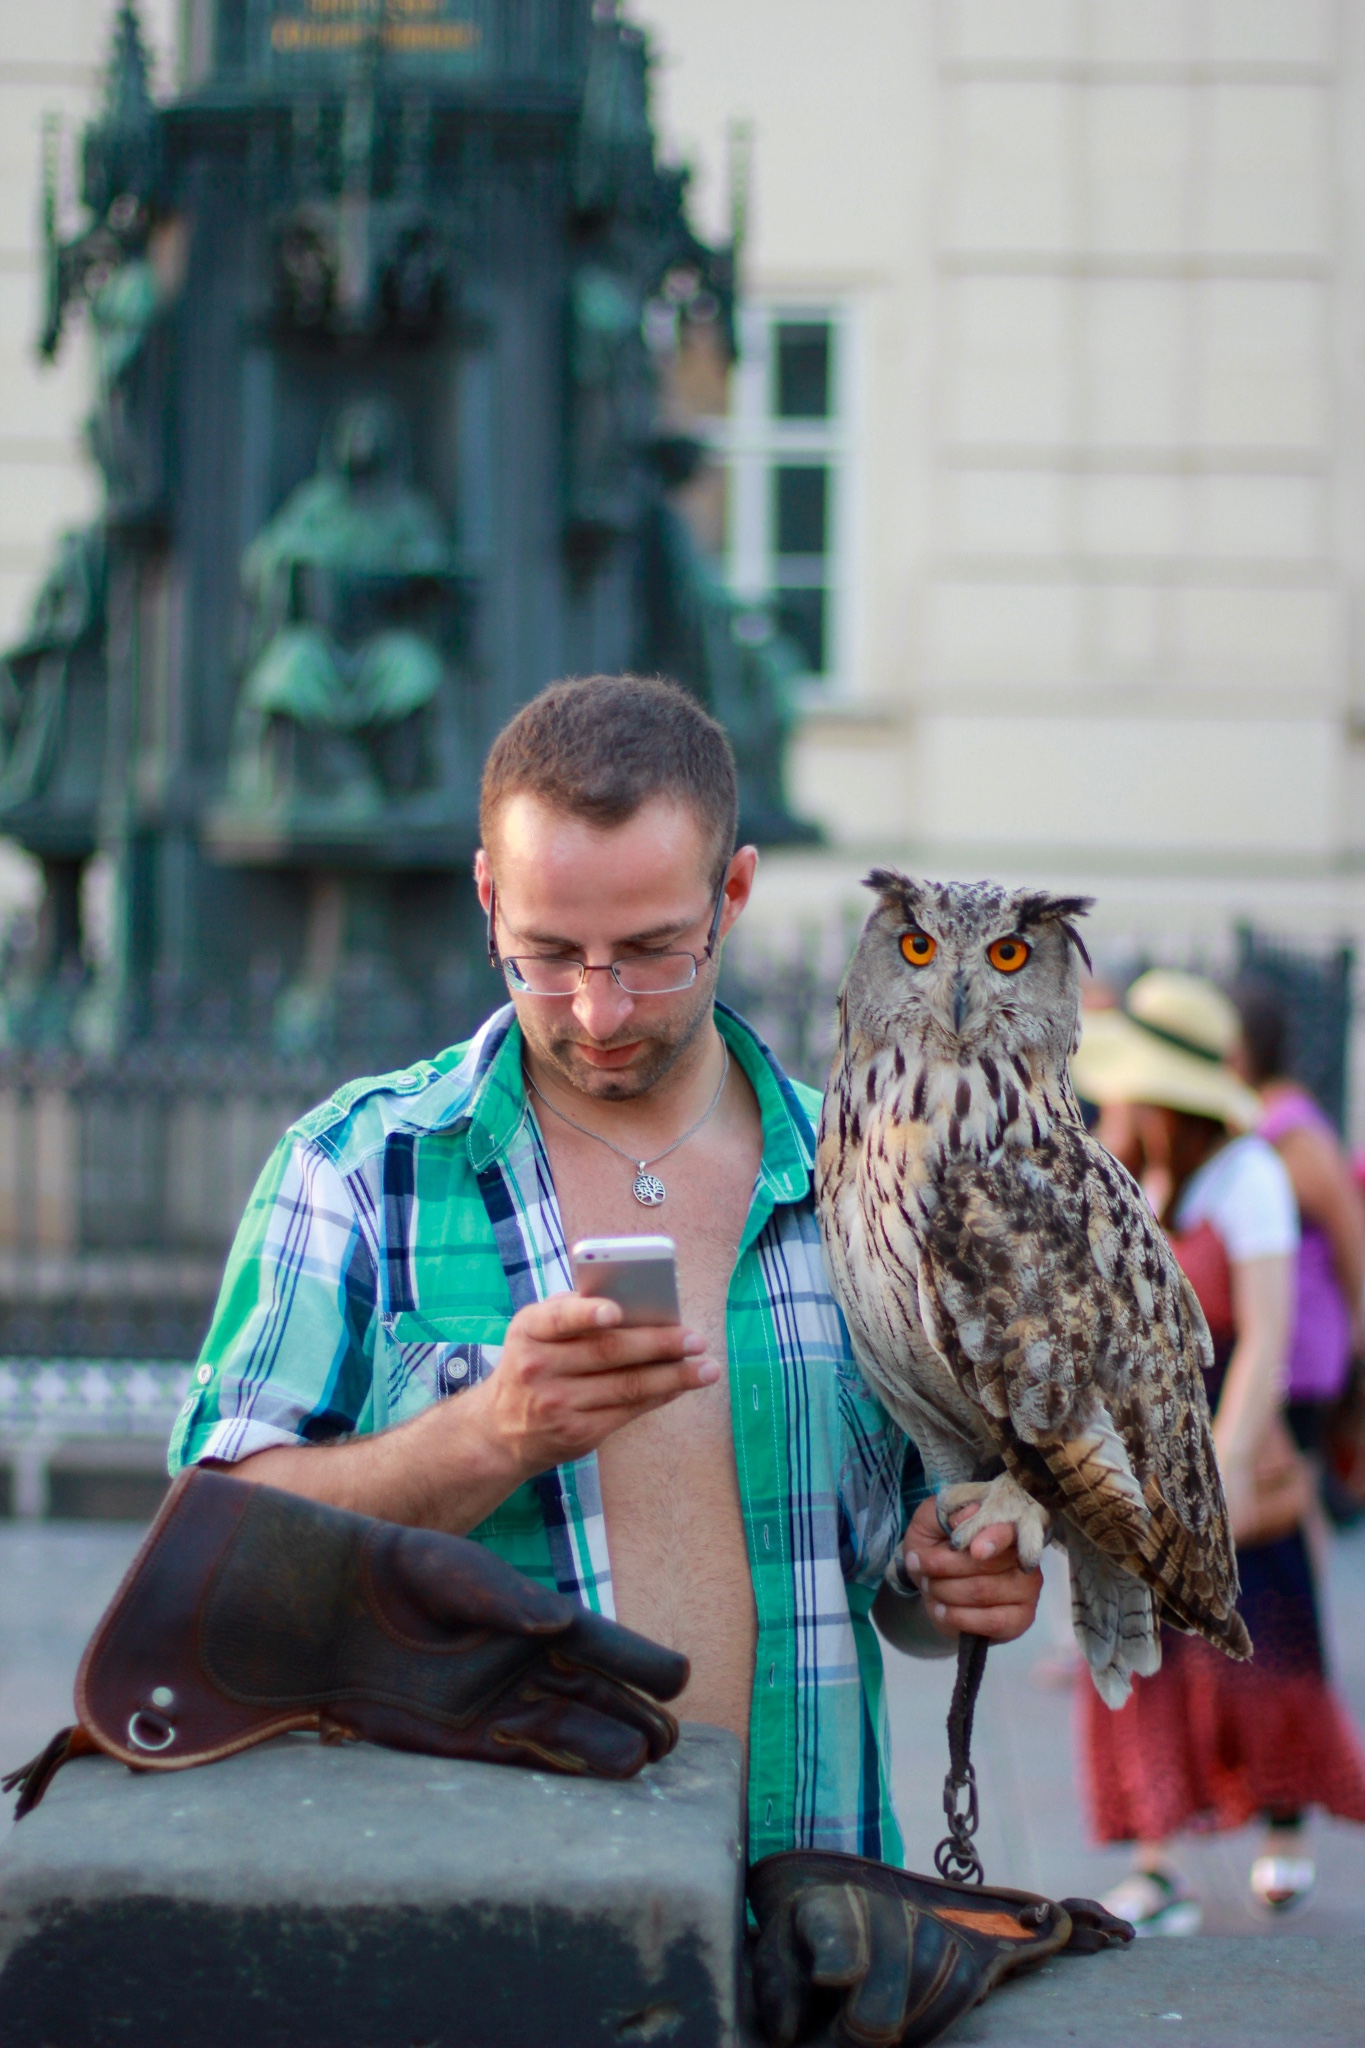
[6,1466,688,1816]
[748,1850,1132,2048]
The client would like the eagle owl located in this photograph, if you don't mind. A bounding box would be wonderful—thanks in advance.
[816,872,1251,1706]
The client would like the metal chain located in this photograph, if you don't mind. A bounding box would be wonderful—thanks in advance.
[933,1631,989,1885]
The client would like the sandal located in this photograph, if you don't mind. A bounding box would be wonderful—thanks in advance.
[1250,1852,1315,1914]
[1099,1868,1201,1938]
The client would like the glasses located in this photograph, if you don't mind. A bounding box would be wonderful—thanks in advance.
[486,879,728,997]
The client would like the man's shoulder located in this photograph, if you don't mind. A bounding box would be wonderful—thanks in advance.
[289,1009,514,1170]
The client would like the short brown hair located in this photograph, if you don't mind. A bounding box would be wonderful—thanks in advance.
[480,675,738,884]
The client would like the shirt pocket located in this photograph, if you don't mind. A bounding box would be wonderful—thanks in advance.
[382,1310,509,1421]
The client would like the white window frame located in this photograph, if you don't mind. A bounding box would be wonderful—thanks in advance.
[705,300,859,705]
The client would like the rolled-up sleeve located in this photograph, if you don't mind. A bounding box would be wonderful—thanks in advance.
[168,1133,379,1473]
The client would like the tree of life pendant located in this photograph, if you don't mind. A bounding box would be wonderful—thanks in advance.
[632,1169,666,1206]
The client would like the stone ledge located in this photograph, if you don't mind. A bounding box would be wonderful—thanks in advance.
[0,1726,745,2048]
[954,1933,1365,2047]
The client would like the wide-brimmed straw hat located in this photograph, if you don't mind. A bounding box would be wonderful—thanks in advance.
[1070,969,1263,1130]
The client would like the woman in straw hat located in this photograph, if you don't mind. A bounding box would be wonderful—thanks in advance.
[1071,970,1365,1933]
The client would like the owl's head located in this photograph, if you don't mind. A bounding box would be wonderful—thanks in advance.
[841,872,1094,1070]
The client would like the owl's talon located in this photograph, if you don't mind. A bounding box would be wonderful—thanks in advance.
[936,1477,1049,1570]
[936,1481,988,1541]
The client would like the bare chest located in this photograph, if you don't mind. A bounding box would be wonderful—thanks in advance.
[535,1090,763,1742]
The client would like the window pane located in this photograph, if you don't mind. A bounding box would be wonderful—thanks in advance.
[775,587,826,673]
[775,466,827,555]
[775,322,831,417]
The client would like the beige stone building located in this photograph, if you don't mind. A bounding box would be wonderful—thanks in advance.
[638,0,1365,1055]
[0,0,173,646]
[4,2,1365,1100]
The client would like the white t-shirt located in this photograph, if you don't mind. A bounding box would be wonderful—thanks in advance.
[1173,1133,1299,1263]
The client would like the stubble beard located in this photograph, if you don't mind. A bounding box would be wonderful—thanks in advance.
[518,973,718,1104]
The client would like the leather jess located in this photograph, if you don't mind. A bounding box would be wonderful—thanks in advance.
[5,1466,689,1817]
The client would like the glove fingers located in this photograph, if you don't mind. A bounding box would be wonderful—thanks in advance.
[378,1527,573,1639]
[537,1654,681,1762]
[485,1689,654,1777]
[751,1910,815,2048]
[794,1883,870,1990]
[560,1604,690,1704]
[1057,1896,1135,1952]
[835,1892,916,2048]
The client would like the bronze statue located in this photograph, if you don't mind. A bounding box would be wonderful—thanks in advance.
[228,398,455,829]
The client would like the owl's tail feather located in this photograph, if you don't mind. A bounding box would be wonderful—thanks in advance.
[1065,1529,1161,1710]
[1030,1434,1249,1662]
[1134,1477,1251,1661]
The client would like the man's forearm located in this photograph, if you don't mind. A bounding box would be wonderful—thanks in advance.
[211,1386,524,1532]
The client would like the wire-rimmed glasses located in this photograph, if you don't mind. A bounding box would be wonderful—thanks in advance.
[486,879,727,997]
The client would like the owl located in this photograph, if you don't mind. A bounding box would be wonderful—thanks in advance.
[815,871,1251,1706]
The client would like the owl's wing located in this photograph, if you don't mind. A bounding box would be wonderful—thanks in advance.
[915,1122,1245,1651]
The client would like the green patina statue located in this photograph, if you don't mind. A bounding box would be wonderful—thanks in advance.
[0,0,810,1075]
[229,398,456,827]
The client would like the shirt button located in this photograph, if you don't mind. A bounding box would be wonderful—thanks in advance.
[450,1359,468,1380]
[195,1364,212,1385]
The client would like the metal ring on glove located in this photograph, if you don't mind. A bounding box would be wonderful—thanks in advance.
[127,1709,176,1752]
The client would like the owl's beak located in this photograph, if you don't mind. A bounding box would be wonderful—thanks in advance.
[952,972,968,1034]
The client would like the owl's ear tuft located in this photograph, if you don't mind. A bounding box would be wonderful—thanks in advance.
[862,867,924,918]
[1012,891,1096,975]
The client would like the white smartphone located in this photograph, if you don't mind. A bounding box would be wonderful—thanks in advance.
[571,1235,681,1327]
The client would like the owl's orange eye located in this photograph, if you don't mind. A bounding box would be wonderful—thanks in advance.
[987,936,1030,974]
[900,930,937,967]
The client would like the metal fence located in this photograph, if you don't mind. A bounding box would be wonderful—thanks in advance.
[718,910,861,1092]
[0,1048,322,1361]
[1235,925,1354,1135]
[0,1356,188,1518]
[0,1052,319,1258]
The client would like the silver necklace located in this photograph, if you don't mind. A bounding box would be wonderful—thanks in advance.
[526,1046,730,1206]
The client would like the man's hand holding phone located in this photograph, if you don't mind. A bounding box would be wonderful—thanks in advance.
[459,1238,714,1486]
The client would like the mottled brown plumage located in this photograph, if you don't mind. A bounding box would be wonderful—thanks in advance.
[816,871,1251,1706]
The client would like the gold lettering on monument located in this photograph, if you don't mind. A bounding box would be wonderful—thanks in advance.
[270,0,480,53]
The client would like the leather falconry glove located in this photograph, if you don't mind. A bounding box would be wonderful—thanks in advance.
[5,1466,688,1818]
[748,1851,1133,2048]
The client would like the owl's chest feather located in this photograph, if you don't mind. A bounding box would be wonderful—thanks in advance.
[818,1043,1056,1355]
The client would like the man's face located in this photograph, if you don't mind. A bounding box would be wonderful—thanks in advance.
[477,793,753,1101]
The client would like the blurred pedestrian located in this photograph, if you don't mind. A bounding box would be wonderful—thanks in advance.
[1071,971,1365,1933]
[1231,977,1365,1474]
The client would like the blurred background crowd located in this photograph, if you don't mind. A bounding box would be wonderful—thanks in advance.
[3,0,1365,1943]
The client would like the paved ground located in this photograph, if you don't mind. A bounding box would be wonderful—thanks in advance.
[3,1517,1365,1936]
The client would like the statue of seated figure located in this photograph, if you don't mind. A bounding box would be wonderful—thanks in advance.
[229,398,454,826]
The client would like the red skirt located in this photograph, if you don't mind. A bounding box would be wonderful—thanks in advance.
[1080,1528,1365,1842]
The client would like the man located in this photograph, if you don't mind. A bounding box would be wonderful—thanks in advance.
[171,675,1041,1862]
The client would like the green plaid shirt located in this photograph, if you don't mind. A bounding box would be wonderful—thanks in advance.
[170,1003,921,1862]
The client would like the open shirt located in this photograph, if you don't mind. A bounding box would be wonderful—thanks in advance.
[170,1003,921,1862]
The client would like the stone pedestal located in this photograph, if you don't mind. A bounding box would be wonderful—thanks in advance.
[0,1726,745,2048]
[957,1933,1365,2047]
